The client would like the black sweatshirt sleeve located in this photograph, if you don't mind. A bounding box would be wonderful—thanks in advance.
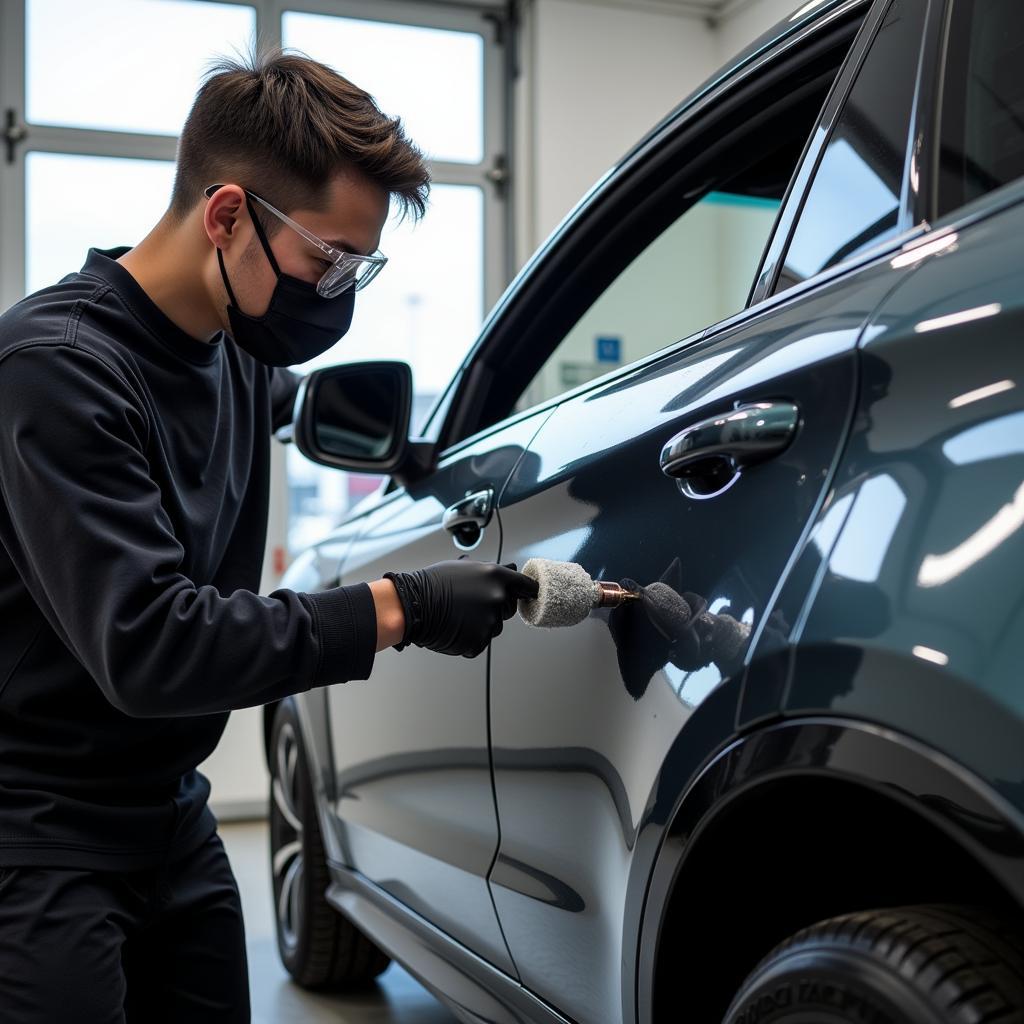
[269,366,302,433]
[0,343,375,718]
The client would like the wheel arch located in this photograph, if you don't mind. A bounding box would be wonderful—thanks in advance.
[636,717,1024,1024]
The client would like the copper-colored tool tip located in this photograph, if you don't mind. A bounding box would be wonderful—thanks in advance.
[595,581,641,608]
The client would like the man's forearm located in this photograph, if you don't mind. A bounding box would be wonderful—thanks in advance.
[369,578,405,651]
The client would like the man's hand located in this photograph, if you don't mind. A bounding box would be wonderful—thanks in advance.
[382,560,539,658]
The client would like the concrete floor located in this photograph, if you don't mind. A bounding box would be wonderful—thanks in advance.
[220,820,456,1024]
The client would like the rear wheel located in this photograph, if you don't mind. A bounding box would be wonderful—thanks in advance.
[723,905,1024,1023]
[269,698,391,989]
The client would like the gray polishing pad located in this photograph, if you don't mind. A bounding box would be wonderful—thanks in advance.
[519,558,599,628]
[642,582,693,642]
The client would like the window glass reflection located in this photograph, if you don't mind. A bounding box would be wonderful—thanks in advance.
[828,474,906,583]
[774,0,927,293]
[515,191,781,413]
[27,0,255,136]
[943,410,1024,466]
[282,12,484,164]
[26,153,176,294]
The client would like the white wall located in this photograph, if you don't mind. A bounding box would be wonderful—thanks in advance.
[717,0,806,68]
[513,0,807,260]
[516,0,720,260]
[518,195,780,408]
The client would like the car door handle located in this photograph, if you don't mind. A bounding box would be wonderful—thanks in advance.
[660,401,800,498]
[443,488,494,550]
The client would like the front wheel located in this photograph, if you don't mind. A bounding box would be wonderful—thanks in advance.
[269,697,391,990]
[723,905,1024,1023]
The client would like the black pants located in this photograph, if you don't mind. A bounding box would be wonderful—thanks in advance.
[0,830,250,1023]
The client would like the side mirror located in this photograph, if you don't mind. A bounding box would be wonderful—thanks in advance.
[293,361,413,474]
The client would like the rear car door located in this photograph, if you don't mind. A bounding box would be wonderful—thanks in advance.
[483,1,938,1018]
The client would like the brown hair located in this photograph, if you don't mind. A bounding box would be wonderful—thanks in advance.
[169,47,430,226]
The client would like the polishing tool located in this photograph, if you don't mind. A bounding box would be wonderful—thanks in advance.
[518,557,640,628]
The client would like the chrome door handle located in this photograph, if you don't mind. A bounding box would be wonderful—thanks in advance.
[443,488,494,550]
[660,401,800,498]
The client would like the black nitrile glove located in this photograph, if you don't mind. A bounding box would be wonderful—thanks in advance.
[383,560,539,658]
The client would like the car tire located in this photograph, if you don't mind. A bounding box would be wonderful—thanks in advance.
[723,904,1024,1024]
[269,697,391,990]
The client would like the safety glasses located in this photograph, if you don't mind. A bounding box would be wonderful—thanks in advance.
[204,183,388,297]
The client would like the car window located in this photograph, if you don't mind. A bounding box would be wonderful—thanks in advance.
[453,12,862,440]
[512,190,782,414]
[772,0,929,295]
[936,0,1024,218]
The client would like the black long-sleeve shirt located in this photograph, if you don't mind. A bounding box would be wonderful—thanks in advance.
[0,246,377,869]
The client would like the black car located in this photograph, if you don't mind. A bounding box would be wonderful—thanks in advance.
[265,0,1024,1020]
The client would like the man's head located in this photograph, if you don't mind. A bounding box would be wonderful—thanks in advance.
[168,48,430,350]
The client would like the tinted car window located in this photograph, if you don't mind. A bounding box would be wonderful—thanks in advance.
[773,0,928,294]
[472,13,861,433]
[513,190,782,413]
[936,0,1024,218]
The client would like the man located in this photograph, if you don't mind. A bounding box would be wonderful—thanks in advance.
[0,50,536,1023]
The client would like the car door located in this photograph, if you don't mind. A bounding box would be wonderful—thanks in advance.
[484,0,934,1018]
[324,405,552,973]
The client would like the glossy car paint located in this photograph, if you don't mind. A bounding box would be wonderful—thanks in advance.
[268,0,1024,1021]
[322,406,554,973]
[784,190,1024,816]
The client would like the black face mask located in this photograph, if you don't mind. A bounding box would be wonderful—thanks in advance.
[217,196,355,367]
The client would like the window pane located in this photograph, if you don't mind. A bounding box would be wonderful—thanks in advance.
[514,191,781,413]
[26,153,176,294]
[26,0,255,136]
[286,184,484,552]
[938,0,1024,218]
[282,12,484,164]
[774,0,927,293]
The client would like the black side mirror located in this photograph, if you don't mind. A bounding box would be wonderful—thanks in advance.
[294,361,412,474]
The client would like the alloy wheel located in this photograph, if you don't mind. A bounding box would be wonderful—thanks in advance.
[271,719,304,955]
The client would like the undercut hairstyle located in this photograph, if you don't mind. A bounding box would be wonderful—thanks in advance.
[169,48,430,228]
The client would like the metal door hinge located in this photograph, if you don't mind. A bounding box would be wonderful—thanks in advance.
[4,110,28,165]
